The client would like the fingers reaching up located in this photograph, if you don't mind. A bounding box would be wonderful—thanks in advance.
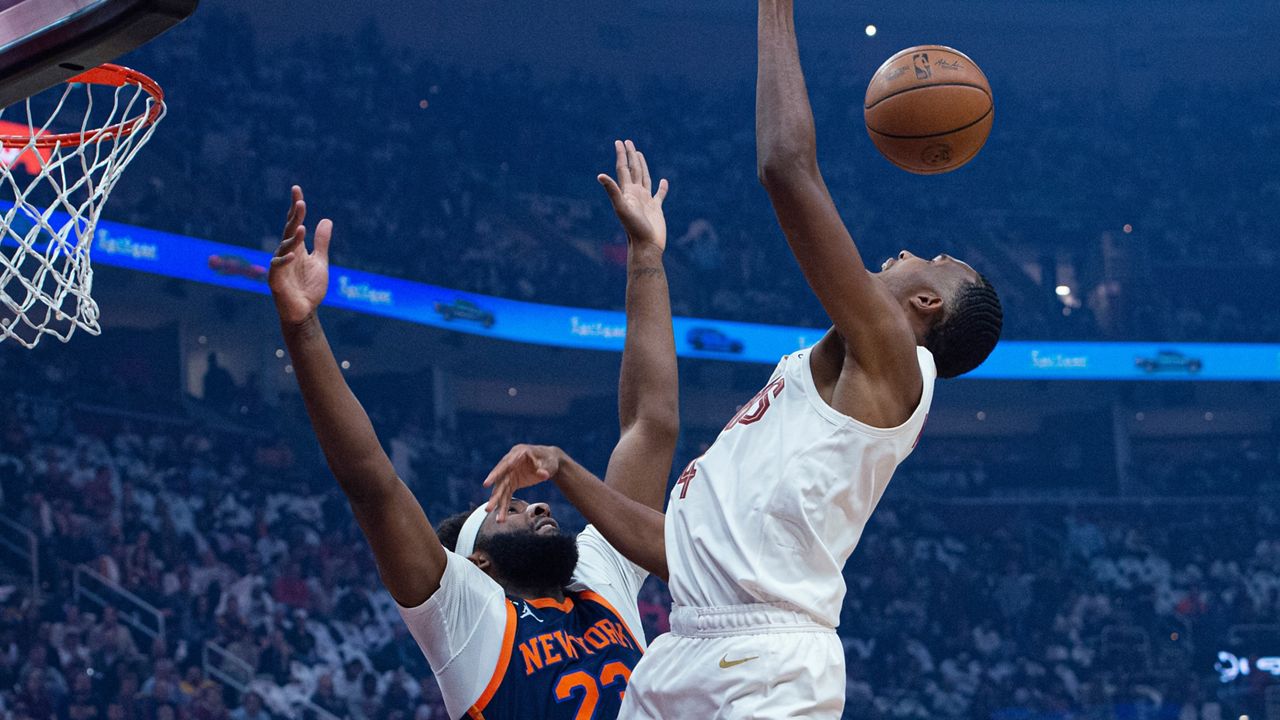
[637,147,651,191]
[313,219,332,262]
[269,185,334,325]
[614,139,631,188]
[625,140,643,190]
[283,185,304,236]
[273,187,332,268]
[274,187,306,267]
[597,140,670,249]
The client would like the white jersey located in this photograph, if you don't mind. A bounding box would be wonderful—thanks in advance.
[664,345,936,628]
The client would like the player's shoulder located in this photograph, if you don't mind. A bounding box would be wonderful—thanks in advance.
[570,526,647,593]
[817,341,934,432]
[400,549,504,615]
[572,525,628,578]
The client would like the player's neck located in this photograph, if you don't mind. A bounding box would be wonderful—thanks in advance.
[880,276,937,345]
[892,297,933,346]
[502,582,567,603]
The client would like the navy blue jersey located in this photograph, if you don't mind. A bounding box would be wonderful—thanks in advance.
[466,590,644,720]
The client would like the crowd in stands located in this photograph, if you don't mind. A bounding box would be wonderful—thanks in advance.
[52,9,1275,344]
[840,501,1280,719]
[1,340,1277,720]
[1,9,1277,718]
[894,435,1280,500]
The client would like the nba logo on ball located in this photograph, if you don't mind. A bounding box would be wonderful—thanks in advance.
[912,53,932,79]
[864,45,994,174]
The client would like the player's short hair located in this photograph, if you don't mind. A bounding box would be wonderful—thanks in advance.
[925,274,1003,379]
[435,507,479,552]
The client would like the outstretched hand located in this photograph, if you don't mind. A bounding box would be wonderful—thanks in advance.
[483,445,565,523]
[598,140,669,251]
[269,186,332,326]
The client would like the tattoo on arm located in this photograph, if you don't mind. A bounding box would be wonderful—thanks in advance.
[629,266,665,280]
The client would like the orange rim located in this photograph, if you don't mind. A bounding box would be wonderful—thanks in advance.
[0,64,164,149]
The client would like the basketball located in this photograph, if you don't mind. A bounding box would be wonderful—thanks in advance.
[864,45,993,174]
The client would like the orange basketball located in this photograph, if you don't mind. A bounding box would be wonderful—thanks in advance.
[864,45,993,175]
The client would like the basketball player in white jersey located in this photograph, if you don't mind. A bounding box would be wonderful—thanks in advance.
[482,1,1004,716]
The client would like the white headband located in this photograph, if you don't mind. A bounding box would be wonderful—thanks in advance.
[453,506,490,558]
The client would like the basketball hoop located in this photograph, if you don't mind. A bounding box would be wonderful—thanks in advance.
[0,63,165,348]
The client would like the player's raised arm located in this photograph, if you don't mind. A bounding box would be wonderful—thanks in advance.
[484,445,669,581]
[270,187,445,607]
[756,0,921,386]
[597,140,678,511]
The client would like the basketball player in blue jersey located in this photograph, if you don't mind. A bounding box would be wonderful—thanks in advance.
[484,2,1005,717]
[268,139,677,720]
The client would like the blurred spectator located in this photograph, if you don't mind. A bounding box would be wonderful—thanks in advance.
[229,691,270,720]
[308,673,345,717]
[91,607,139,667]
[202,353,238,413]
[66,672,99,720]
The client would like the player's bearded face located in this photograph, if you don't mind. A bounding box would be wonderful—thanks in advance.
[479,529,579,590]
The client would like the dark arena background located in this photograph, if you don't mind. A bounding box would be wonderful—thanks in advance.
[1,0,1278,718]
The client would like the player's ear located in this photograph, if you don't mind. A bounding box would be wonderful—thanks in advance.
[909,291,944,319]
[469,551,494,574]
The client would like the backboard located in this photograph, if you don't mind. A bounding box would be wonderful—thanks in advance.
[0,0,198,109]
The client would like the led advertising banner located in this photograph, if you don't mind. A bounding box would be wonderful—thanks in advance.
[1216,651,1280,683]
[70,214,1280,381]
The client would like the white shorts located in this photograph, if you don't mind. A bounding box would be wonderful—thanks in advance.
[618,603,845,720]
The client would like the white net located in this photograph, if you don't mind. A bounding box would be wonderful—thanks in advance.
[0,65,164,348]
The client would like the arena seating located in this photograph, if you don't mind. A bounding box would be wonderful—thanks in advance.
[1,343,1276,719]
[1,7,1277,719]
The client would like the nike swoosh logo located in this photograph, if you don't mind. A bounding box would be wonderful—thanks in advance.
[719,654,759,669]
